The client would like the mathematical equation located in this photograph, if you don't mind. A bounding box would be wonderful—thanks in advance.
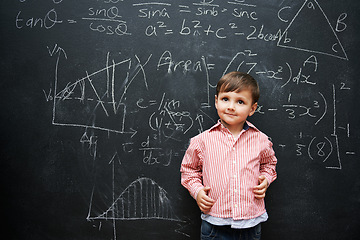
[17,0,352,170]
[14,0,347,47]
[43,43,354,170]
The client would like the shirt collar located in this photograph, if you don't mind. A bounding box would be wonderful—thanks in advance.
[209,120,258,132]
[243,121,250,130]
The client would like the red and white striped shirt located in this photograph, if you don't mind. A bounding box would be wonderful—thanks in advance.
[180,121,277,220]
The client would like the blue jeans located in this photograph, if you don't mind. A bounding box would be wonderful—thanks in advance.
[201,220,261,240]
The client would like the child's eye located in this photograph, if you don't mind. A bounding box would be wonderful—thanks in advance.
[222,97,228,101]
[238,100,244,104]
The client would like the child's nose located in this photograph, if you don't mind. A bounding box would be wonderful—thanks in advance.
[227,101,235,110]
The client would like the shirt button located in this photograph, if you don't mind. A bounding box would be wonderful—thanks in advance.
[234,204,238,208]
[234,189,238,193]
[232,147,235,151]
[233,161,236,164]
[234,174,237,178]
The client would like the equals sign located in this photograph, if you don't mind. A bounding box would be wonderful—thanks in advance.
[149,100,157,106]
[165,29,174,35]
[67,19,77,24]
[179,5,191,13]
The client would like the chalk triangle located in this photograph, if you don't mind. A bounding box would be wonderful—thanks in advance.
[277,0,348,60]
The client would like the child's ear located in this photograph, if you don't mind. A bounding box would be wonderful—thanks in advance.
[214,95,218,108]
[249,102,258,117]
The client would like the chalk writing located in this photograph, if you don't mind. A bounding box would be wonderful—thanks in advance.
[16,9,62,29]
[11,1,355,239]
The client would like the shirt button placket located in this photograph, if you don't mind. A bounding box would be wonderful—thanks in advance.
[232,144,238,218]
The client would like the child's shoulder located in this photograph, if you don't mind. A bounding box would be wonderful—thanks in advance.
[247,121,271,141]
[247,122,271,141]
[191,128,213,140]
[190,122,221,141]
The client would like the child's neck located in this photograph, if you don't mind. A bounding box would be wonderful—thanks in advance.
[221,120,245,137]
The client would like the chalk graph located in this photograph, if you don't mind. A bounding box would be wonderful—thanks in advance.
[89,177,180,221]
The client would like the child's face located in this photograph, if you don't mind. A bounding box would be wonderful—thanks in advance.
[215,89,257,129]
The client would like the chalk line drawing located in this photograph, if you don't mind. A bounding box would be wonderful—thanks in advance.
[277,0,348,60]
[52,51,151,134]
[88,177,182,222]
[327,84,342,170]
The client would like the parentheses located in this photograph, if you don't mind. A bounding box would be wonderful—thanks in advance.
[281,62,292,88]
[323,137,333,163]
[308,137,316,160]
[149,112,157,131]
[222,52,245,76]
[315,92,327,125]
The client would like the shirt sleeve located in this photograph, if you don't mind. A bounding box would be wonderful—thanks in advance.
[259,136,277,185]
[180,137,204,199]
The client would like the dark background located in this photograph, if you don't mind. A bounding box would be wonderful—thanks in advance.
[1,1,360,239]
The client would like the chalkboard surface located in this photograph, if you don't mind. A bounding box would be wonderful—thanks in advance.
[1,1,360,239]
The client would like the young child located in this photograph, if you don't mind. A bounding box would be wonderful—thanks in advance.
[180,71,277,240]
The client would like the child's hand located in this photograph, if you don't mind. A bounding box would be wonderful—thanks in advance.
[196,186,215,213]
[253,175,269,199]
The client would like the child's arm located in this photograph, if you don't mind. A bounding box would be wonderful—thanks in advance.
[181,138,215,213]
[180,138,205,200]
[259,138,277,185]
[253,136,277,199]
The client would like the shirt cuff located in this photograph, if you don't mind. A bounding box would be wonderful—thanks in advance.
[191,184,204,200]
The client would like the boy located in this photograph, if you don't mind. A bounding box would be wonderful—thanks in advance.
[180,71,277,240]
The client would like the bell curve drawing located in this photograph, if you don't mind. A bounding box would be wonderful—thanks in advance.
[87,177,182,222]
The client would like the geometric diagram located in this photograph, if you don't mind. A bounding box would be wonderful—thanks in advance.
[52,52,150,134]
[277,0,348,60]
[52,58,129,133]
[89,177,182,222]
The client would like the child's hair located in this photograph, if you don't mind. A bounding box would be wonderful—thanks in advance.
[216,71,260,103]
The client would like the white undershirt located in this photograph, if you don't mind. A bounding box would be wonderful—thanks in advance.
[201,212,268,229]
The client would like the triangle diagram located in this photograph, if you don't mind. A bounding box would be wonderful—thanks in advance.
[277,0,348,60]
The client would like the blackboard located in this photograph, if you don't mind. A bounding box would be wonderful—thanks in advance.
[1,0,360,239]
